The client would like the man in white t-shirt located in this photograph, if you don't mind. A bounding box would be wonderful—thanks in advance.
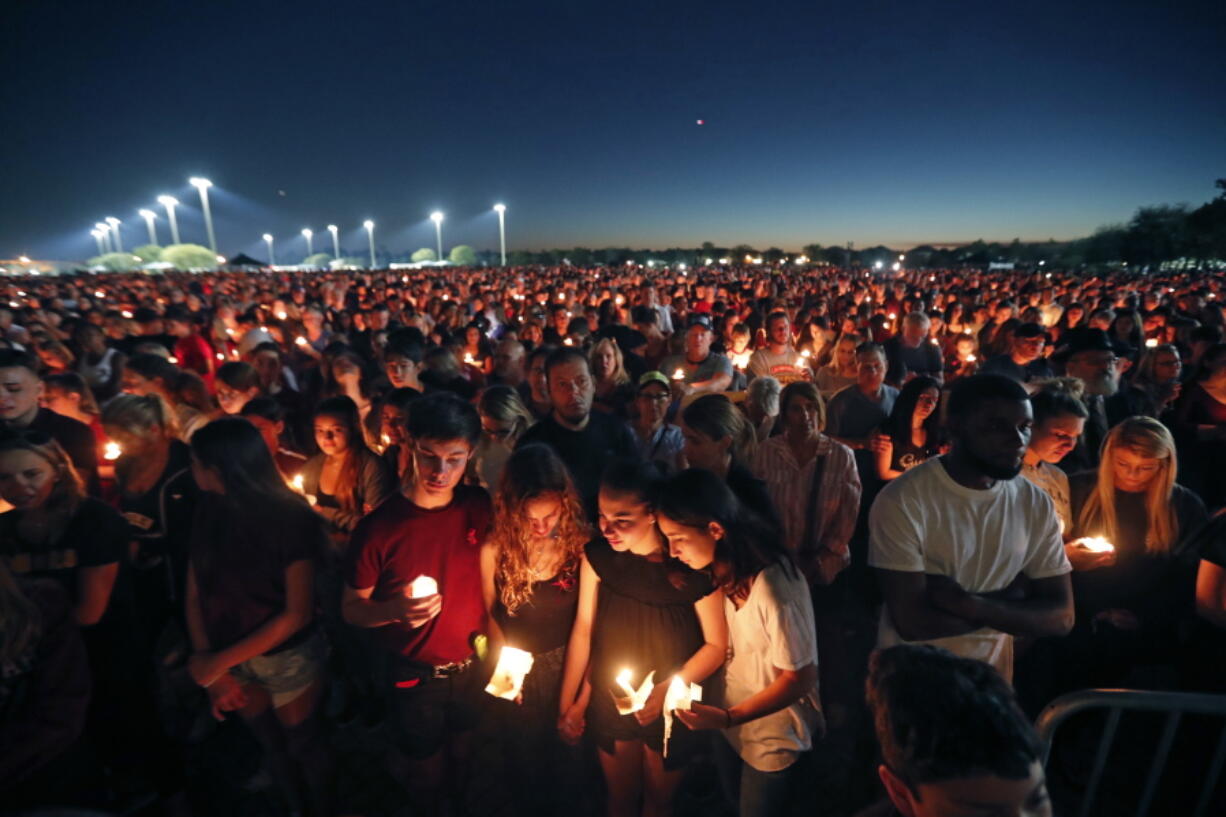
[869,374,1073,681]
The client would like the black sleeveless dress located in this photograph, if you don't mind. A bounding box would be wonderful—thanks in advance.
[585,538,715,768]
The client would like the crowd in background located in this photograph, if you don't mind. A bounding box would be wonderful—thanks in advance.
[1,261,1225,817]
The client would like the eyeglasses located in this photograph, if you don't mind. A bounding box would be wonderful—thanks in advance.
[638,392,671,403]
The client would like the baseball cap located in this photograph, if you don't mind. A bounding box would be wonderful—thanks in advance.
[686,314,713,331]
[637,371,671,392]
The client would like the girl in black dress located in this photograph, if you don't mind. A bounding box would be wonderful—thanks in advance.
[869,375,944,482]
[480,444,591,815]
[557,460,727,817]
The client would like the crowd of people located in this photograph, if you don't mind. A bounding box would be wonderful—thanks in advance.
[1,261,1224,817]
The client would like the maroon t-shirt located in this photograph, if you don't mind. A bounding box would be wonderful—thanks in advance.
[346,485,492,665]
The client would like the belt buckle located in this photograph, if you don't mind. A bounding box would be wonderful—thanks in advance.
[432,656,472,678]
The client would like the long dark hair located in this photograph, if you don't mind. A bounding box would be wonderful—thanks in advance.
[190,417,305,508]
[654,468,796,596]
[313,395,370,517]
[882,376,942,445]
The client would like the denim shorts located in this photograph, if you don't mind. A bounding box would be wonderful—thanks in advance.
[231,631,329,707]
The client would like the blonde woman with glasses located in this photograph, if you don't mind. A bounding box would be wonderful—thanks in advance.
[1062,416,1208,688]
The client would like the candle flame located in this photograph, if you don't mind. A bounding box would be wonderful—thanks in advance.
[295,336,308,346]
[104,441,122,460]
[613,668,656,715]
[290,474,304,493]
[1078,536,1115,554]
[672,368,684,380]
[661,674,703,758]
[275,310,288,320]
[408,575,438,598]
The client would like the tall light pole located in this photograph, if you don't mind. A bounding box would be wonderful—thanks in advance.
[189,177,216,252]
[493,203,507,266]
[91,230,106,255]
[158,195,181,244]
[430,211,444,262]
[363,220,376,269]
[138,209,158,245]
[105,217,123,252]
[302,228,314,258]
[95,223,113,253]
[263,234,276,266]
[327,224,339,260]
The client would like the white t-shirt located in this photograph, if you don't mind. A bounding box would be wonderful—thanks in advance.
[868,457,1070,681]
[723,562,823,772]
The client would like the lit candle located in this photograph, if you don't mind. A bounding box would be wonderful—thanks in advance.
[121,310,133,319]
[275,310,288,320]
[801,349,811,359]
[103,442,122,461]
[464,352,476,364]
[289,474,305,493]
[215,352,224,361]
[661,674,703,758]
[408,575,439,598]
[1145,338,1158,349]
[484,646,535,701]
[672,368,685,381]
[613,668,656,716]
[967,354,977,363]
[1077,536,1115,554]
[295,336,308,347]
[168,355,179,363]
[732,352,751,370]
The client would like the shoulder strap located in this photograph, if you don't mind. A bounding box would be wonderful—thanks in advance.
[800,449,828,556]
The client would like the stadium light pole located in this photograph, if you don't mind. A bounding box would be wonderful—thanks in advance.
[263,234,276,266]
[105,217,123,253]
[138,209,159,245]
[327,224,339,260]
[302,228,314,258]
[91,230,106,255]
[189,177,216,252]
[95,223,113,253]
[430,211,444,262]
[363,220,375,269]
[157,196,181,244]
[493,203,507,266]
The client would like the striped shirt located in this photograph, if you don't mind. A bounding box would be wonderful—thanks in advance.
[753,435,862,566]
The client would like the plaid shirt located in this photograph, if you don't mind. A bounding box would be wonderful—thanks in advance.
[753,434,861,564]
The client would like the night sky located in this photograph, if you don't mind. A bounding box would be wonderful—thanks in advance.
[4,0,1224,261]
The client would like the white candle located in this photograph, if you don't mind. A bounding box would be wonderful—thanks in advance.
[613,668,656,715]
[671,368,685,381]
[484,646,535,701]
[289,474,305,493]
[104,442,122,461]
[409,575,439,598]
[661,674,703,758]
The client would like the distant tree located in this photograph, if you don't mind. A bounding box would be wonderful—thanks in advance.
[132,244,162,263]
[303,252,333,268]
[821,246,846,266]
[763,247,785,263]
[88,252,141,272]
[411,248,437,263]
[730,244,758,262]
[507,250,534,265]
[567,247,595,266]
[448,245,478,265]
[802,243,823,260]
[1123,205,1190,264]
[160,243,217,270]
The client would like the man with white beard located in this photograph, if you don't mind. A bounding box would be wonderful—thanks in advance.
[1054,329,1120,473]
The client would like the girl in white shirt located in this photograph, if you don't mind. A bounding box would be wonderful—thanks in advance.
[655,468,823,817]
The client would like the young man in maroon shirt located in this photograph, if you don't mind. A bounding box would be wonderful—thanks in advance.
[342,392,491,813]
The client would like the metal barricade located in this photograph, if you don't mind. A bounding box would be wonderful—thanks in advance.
[1036,688,1226,817]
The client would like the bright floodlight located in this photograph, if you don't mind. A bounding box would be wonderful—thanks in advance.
[263,233,273,242]
[189,177,213,189]
[430,211,444,224]
[157,195,178,206]
[138,209,156,220]
[301,228,313,238]
[493,203,506,213]
[95,222,109,231]
[874,261,883,269]
[105,217,120,227]
[363,220,374,230]
[327,224,338,232]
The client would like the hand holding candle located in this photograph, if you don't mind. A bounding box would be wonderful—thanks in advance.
[485,646,534,701]
[385,575,442,628]
[104,441,122,461]
[612,668,656,716]
[660,674,703,757]
[1065,536,1116,571]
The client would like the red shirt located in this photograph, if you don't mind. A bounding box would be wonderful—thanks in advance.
[346,486,492,665]
[174,334,215,380]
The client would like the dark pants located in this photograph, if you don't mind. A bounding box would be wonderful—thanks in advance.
[712,735,810,817]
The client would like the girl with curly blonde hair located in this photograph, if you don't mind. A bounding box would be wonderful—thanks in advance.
[479,442,590,816]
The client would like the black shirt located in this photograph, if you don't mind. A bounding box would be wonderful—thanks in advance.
[518,411,638,510]
[493,563,580,655]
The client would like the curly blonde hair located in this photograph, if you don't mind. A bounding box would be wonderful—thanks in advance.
[490,444,590,615]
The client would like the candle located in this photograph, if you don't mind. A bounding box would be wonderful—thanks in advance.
[732,352,751,370]
[408,575,439,598]
[103,442,122,461]
[967,354,977,363]
[1145,338,1158,348]
[671,368,685,381]
[463,352,476,364]
[215,353,225,361]
[484,646,535,701]
[563,338,574,346]
[122,310,133,319]
[168,355,179,363]
[661,674,703,758]
[613,668,656,716]
[289,474,305,493]
[1077,536,1115,554]
[295,336,308,347]
[801,349,811,359]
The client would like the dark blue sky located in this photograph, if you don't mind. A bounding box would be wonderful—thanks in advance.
[4,0,1224,261]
